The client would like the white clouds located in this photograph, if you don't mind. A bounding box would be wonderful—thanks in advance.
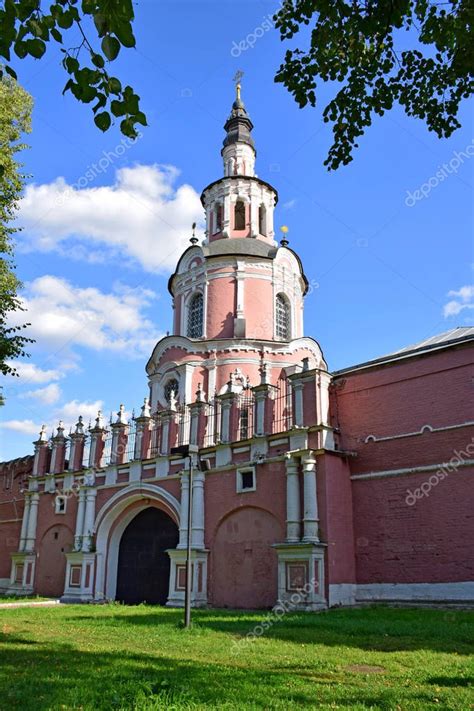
[5,361,63,384]
[19,164,204,273]
[56,399,104,426]
[443,285,474,317]
[22,383,61,405]
[12,275,163,358]
[282,198,296,210]
[1,419,41,436]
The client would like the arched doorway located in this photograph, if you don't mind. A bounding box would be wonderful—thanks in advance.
[116,507,179,605]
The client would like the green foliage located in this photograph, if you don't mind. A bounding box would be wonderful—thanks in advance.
[275,1,474,170]
[0,0,147,139]
[0,76,34,377]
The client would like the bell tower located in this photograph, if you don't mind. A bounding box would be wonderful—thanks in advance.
[147,84,326,411]
[202,79,277,243]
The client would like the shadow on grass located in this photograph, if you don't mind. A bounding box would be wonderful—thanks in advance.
[83,605,474,655]
[0,638,439,711]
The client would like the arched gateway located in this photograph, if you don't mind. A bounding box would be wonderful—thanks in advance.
[116,508,178,604]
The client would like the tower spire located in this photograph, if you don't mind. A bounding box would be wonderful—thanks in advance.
[222,73,255,177]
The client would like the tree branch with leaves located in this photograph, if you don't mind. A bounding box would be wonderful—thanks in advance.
[0,0,146,137]
[0,76,34,376]
[274,0,473,170]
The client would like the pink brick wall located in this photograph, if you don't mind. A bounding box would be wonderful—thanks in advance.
[334,343,474,586]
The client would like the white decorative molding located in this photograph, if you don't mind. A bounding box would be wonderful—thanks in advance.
[351,458,474,481]
[364,420,474,444]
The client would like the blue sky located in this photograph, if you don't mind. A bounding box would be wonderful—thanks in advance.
[1,0,473,460]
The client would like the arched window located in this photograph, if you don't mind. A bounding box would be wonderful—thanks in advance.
[214,203,223,232]
[164,378,179,404]
[187,292,204,338]
[275,293,291,340]
[258,204,266,235]
[234,201,245,230]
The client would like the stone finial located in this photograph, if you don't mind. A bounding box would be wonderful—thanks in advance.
[116,403,127,425]
[75,416,84,435]
[94,410,104,429]
[55,421,65,438]
[260,362,268,385]
[302,357,310,372]
[140,397,151,418]
[38,424,48,442]
[169,389,177,412]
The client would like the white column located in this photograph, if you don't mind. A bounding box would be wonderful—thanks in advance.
[74,488,86,551]
[286,456,301,542]
[24,492,39,552]
[81,488,97,552]
[302,454,319,542]
[293,381,304,427]
[178,471,190,549]
[254,391,266,436]
[191,470,205,548]
[19,495,31,552]
[220,400,231,443]
[161,418,170,454]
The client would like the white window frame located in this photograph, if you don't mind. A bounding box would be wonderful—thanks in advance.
[236,466,256,493]
[55,495,67,514]
[275,292,291,340]
[186,290,204,339]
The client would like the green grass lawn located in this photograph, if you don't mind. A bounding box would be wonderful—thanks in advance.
[0,604,472,710]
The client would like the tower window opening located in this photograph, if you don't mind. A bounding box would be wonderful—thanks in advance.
[234,201,245,230]
[214,203,223,233]
[258,204,266,235]
[164,378,179,404]
[275,293,291,340]
[187,292,204,338]
[239,407,250,440]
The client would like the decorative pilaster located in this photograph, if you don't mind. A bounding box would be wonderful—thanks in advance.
[24,492,39,552]
[178,470,190,549]
[110,405,128,465]
[134,398,152,459]
[82,484,97,552]
[49,421,66,474]
[74,488,86,550]
[68,417,86,471]
[191,469,205,549]
[302,453,319,543]
[18,494,31,552]
[285,455,301,542]
[32,425,49,477]
[89,411,107,468]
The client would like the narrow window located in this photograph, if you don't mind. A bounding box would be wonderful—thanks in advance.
[258,204,266,235]
[214,203,223,232]
[239,407,249,440]
[55,496,66,514]
[234,201,245,230]
[187,292,204,338]
[237,467,256,493]
[164,378,179,404]
[275,293,291,340]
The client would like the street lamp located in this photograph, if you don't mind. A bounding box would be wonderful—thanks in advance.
[170,444,209,628]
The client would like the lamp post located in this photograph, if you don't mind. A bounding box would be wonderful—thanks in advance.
[170,443,199,628]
